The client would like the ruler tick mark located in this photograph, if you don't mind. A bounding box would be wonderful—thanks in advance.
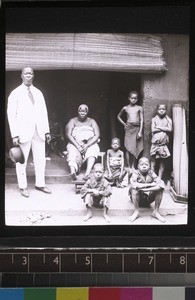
[75,253,77,264]
[11,254,14,264]
[43,253,46,264]
[138,253,140,264]
[27,254,29,273]
[106,254,109,264]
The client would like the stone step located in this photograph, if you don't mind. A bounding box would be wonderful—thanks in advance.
[5,183,188,226]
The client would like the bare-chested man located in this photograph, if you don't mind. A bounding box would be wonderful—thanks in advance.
[66,104,100,180]
[117,91,143,173]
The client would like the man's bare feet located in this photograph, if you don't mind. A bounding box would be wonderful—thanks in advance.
[129,210,140,222]
[83,212,92,222]
[69,172,77,181]
[152,211,166,223]
[103,213,111,223]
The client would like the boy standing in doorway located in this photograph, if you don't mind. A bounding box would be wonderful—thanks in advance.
[117,91,143,173]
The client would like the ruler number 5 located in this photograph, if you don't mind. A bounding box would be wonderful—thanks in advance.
[85,256,91,265]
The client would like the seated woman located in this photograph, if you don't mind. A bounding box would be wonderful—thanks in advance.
[65,104,100,181]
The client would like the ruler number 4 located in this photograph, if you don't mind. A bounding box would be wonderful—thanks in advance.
[53,256,59,265]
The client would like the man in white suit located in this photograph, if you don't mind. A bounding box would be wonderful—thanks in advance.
[7,66,52,197]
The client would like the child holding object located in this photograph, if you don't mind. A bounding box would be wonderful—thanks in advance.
[129,157,165,223]
[150,104,172,179]
[104,138,127,187]
[81,163,112,223]
[117,91,143,173]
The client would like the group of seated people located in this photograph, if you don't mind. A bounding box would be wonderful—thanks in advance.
[53,103,167,224]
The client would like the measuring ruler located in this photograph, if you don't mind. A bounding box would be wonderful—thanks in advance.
[0,248,195,287]
[0,248,195,274]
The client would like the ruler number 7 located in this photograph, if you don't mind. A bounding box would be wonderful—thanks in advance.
[148,255,154,265]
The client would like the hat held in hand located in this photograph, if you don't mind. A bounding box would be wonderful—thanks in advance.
[9,146,25,164]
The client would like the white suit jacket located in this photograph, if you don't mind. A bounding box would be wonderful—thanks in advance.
[7,83,50,143]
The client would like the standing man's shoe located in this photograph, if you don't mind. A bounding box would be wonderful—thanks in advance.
[20,188,29,198]
[35,186,52,194]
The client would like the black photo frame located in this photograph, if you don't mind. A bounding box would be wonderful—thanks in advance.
[0,0,194,248]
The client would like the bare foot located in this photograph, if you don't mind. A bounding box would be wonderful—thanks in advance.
[129,210,140,222]
[83,212,92,222]
[103,213,111,223]
[152,211,166,223]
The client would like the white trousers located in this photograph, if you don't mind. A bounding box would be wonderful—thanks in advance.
[16,129,46,189]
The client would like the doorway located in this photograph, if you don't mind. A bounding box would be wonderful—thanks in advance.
[6,69,142,154]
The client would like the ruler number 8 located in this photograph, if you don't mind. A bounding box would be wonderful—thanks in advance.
[180,256,186,265]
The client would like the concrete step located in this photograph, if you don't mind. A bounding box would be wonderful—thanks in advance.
[5,183,188,226]
[5,155,72,184]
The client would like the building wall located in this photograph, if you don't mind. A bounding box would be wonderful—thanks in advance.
[141,34,189,160]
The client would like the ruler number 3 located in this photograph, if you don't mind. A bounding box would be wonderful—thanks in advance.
[22,256,28,265]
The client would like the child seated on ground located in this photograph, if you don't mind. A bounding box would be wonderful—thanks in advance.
[104,138,127,187]
[81,163,112,223]
[129,157,166,223]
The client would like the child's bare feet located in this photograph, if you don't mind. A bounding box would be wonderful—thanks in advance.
[104,213,111,223]
[83,211,92,222]
[152,211,166,223]
[129,210,140,222]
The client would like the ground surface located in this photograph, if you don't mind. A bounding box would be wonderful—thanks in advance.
[5,154,188,226]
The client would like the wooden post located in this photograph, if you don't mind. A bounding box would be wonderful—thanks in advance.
[179,107,188,197]
[172,104,183,195]
[171,104,188,201]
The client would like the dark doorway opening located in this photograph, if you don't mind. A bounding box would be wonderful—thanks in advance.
[6,70,142,153]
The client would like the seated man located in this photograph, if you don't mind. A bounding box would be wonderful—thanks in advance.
[129,157,166,223]
[65,104,100,180]
[46,112,66,158]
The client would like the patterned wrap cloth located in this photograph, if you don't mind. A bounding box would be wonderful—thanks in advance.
[66,125,100,173]
[150,115,172,159]
[124,122,143,159]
